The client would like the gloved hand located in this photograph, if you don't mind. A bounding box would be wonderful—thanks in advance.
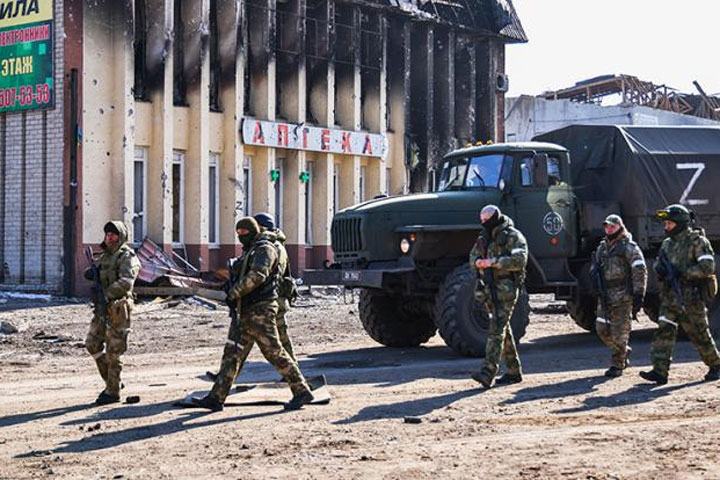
[632,293,644,316]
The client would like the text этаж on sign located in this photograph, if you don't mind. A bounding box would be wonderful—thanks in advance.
[0,0,54,113]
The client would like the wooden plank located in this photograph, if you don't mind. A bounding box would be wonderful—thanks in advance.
[135,286,227,302]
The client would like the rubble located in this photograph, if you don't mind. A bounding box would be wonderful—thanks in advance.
[0,320,18,334]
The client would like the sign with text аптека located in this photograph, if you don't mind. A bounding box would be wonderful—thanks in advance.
[242,118,388,160]
[0,0,53,113]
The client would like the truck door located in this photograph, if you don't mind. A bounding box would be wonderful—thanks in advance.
[512,153,577,259]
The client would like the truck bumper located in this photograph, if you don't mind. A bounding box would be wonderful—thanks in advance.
[302,259,416,289]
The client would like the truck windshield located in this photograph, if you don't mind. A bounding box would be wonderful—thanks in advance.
[437,154,509,191]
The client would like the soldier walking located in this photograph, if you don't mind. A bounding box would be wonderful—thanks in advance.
[192,217,314,411]
[216,212,298,381]
[470,205,529,388]
[84,221,141,405]
[640,205,720,384]
[591,214,647,377]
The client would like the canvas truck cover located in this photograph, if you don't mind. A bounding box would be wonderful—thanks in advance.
[534,125,720,243]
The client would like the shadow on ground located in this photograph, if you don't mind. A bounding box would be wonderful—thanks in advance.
[334,387,480,424]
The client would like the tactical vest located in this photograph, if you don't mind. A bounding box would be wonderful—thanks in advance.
[99,245,135,298]
[490,226,527,286]
[240,238,282,308]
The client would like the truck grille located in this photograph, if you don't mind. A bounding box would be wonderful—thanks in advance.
[332,217,363,253]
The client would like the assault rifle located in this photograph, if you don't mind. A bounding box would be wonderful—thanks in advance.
[590,250,609,317]
[484,266,502,325]
[657,249,685,312]
[85,246,108,318]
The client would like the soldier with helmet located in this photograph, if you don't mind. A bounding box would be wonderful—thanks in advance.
[191,217,314,411]
[590,214,647,377]
[470,205,529,388]
[640,204,720,384]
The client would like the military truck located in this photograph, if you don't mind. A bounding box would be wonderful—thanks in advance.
[303,125,720,356]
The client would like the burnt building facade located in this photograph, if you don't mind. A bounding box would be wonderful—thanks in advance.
[0,0,525,295]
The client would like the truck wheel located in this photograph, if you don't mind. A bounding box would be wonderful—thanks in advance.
[358,289,437,347]
[566,294,597,332]
[434,264,530,357]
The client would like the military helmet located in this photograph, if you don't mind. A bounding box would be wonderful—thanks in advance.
[656,204,691,223]
[603,214,624,227]
[253,212,275,230]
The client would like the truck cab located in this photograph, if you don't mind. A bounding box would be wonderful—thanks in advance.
[305,142,581,356]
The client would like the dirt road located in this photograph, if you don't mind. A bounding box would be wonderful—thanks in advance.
[1,293,719,479]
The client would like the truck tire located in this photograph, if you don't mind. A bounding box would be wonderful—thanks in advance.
[566,294,597,332]
[434,264,530,357]
[358,289,437,347]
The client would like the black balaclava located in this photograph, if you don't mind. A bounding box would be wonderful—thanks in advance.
[236,217,260,249]
[482,209,502,233]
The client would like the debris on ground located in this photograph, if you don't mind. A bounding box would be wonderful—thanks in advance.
[0,320,18,334]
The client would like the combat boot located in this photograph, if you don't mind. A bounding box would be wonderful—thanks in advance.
[639,369,668,385]
[494,373,522,385]
[95,391,120,406]
[604,366,623,378]
[284,390,314,411]
[704,366,720,382]
[471,370,493,389]
[190,394,224,412]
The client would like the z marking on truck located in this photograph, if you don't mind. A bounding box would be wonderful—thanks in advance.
[676,163,709,206]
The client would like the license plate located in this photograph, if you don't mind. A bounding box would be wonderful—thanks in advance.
[342,270,361,282]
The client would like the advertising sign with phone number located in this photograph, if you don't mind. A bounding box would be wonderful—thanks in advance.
[0,0,54,113]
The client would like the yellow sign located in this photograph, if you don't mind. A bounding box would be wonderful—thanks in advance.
[0,0,52,29]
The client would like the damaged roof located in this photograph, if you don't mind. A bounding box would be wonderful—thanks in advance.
[351,0,528,42]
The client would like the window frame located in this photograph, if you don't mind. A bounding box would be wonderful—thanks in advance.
[208,152,220,247]
[243,156,253,217]
[172,151,185,246]
[132,147,148,246]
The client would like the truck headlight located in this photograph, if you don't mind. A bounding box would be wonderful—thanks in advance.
[400,238,411,254]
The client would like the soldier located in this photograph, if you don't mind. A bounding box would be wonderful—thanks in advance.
[84,221,141,405]
[640,205,720,384]
[254,212,297,361]
[591,214,647,377]
[191,217,314,411]
[213,213,297,383]
[470,205,529,388]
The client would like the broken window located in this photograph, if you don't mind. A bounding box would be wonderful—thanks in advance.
[305,162,313,245]
[133,0,148,101]
[359,165,366,202]
[173,0,187,106]
[209,0,221,112]
[273,158,285,229]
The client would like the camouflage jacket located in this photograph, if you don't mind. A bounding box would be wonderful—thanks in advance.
[88,221,141,301]
[593,232,647,303]
[654,227,716,304]
[469,215,528,301]
[229,231,280,306]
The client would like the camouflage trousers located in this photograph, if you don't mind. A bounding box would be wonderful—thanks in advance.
[595,300,632,369]
[479,295,522,379]
[85,299,133,397]
[650,297,720,377]
[233,298,296,378]
[210,301,309,403]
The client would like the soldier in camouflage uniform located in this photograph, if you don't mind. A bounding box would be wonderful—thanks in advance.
[470,205,529,388]
[591,214,647,377]
[192,217,314,411]
[254,212,297,360]
[218,213,297,382]
[640,204,720,384]
[84,221,141,405]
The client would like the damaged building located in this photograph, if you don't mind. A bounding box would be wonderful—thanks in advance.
[0,0,526,295]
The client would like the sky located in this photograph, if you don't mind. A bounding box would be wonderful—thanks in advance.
[506,0,720,98]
